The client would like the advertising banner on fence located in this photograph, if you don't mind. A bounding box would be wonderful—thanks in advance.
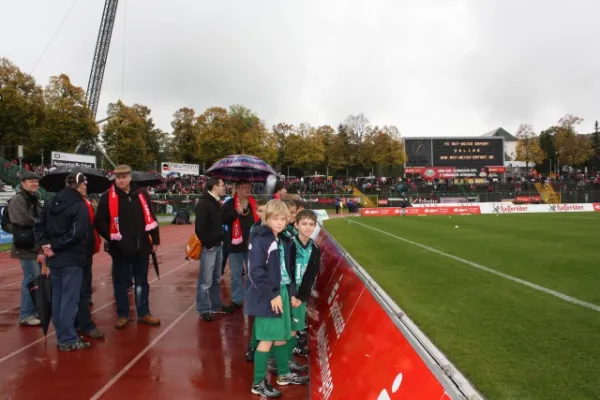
[361,206,481,217]
[363,203,597,216]
[161,162,200,176]
[0,204,13,245]
[308,231,453,399]
[50,151,96,168]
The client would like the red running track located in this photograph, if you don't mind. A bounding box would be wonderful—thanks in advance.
[0,224,309,400]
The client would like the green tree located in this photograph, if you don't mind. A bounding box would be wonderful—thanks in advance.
[196,107,234,164]
[283,123,325,171]
[555,114,593,166]
[273,122,294,170]
[102,101,155,169]
[34,74,98,160]
[170,107,199,162]
[0,58,45,158]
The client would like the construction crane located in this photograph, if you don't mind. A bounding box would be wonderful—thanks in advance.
[75,0,119,167]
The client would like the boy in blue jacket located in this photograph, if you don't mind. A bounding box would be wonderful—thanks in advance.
[245,199,308,398]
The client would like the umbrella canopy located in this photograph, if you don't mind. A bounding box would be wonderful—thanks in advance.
[27,273,52,337]
[40,166,110,194]
[205,154,277,182]
[109,171,163,187]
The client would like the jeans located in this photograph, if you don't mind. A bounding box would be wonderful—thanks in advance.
[50,266,83,345]
[19,259,40,321]
[196,246,223,314]
[228,252,247,305]
[75,260,96,332]
[112,256,150,318]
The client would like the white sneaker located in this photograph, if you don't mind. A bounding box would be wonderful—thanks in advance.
[19,316,41,326]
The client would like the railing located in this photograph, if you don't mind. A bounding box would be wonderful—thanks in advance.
[148,191,600,214]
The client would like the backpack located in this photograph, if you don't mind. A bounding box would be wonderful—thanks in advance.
[1,200,12,233]
[185,233,202,261]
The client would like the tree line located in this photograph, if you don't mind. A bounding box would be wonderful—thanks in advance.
[515,114,600,173]
[0,57,406,175]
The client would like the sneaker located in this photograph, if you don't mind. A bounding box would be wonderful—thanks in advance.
[114,317,129,329]
[211,305,234,314]
[82,328,105,339]
[58,339,91,352]
[293,345,309,357]
[138,315,161,326]
[289,359,308,373]
[245,347,256,362]
[251,379,281,398]
[276,372,309,386]
[19,316,41,326]
[200,312,213,321]
[267,357,277,373]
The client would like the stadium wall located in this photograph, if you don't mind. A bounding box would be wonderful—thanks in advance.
[307,228,483,400]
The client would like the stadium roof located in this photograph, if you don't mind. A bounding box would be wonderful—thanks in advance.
[481,127,517,141]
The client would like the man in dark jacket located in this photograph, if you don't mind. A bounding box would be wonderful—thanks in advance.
[95,165,161,329]
[8,171,43,327]
[34,172,91,351]
[195,177,233,321]
[73,173,104,339]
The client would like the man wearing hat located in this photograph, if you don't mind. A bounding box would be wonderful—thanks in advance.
[95,165,161,329]
[8,171,43,327]
[34,171,92,351]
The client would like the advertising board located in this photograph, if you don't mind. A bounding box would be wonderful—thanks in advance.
[308,230,477,399]
[50,151,97,168]
[405,137,504,169]
[160,162,200,176]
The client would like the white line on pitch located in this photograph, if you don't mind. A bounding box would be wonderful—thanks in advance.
[89,303,195,400]
[348,219,600,313]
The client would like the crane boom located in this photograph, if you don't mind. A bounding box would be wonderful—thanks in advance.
[75,0,119,166]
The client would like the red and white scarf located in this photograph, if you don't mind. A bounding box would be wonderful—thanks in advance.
[84,198,101,254]
[231,194,259,245]
[109,184,157,241]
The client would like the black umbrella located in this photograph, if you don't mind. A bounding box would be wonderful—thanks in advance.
[40,166,110,194]
[27,272,52,340]
[109,171,163,187]
[148,234,160,279]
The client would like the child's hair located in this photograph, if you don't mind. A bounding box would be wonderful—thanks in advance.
[264,200,289,221]
[256,198,268,206]
[282,199,296,210]
[293,199,304,209]
[295,209,317,224]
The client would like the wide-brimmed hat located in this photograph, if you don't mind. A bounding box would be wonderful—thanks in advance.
[113,165,132,175]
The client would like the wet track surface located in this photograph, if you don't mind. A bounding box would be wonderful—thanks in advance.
[0,224,309,400]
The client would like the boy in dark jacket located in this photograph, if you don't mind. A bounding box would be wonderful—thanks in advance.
[289,210,320,358]
[245,200,308,398]
[34,172,91,352]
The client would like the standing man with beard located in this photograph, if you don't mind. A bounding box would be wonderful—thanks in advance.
[95,165,161,329]
[195,177,234,321]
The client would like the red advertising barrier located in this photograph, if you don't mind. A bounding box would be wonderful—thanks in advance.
[594,203,600,212]
[361,206,481,217]
[308,232,456,400]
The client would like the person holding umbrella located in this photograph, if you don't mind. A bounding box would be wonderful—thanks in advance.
[94,165,161,329]
[34,172,91,351]
[222,180,259,309]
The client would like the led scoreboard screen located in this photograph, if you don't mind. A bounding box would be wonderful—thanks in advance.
[405,137,504,167]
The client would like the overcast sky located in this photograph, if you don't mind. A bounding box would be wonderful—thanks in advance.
[1,0,599,137]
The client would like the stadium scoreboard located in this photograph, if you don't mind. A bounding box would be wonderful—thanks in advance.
[404,137,504,167]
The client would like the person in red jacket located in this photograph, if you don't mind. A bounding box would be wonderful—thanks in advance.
[73,172,104,339]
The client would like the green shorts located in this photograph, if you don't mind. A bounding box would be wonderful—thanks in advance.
[291,302,307,331]
[254,285,292,342]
